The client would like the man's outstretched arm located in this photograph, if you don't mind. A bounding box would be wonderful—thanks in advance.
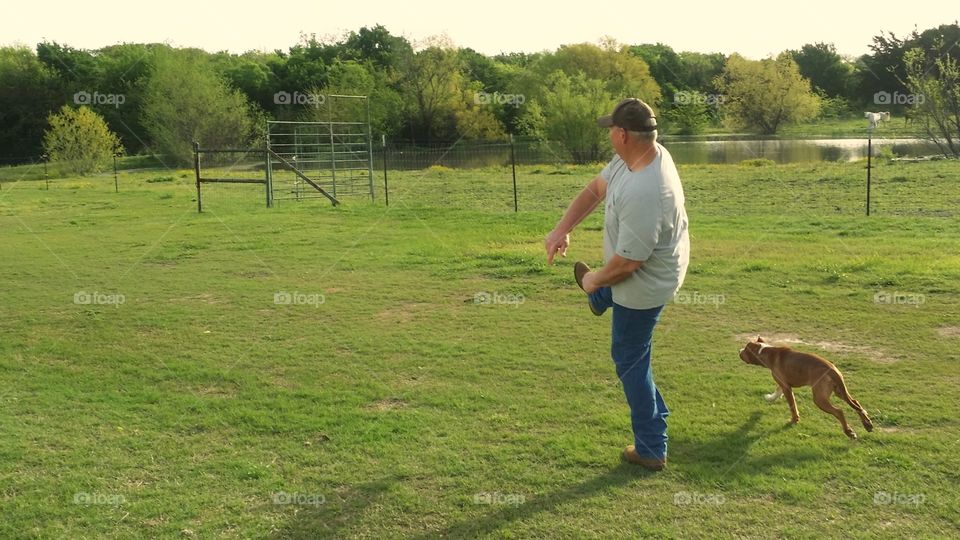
[544,174,607,264]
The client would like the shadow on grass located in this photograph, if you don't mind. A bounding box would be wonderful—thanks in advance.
[272,413,816,538]
[671,411,820,486]
[269,478,395,540]
[407,462,657,539]
[271,464,654,539]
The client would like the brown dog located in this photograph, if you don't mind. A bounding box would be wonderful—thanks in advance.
[739,337,874,439]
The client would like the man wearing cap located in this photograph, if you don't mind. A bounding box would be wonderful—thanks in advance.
[544,98,689,471]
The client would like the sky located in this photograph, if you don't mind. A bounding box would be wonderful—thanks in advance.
[4,0,957,59]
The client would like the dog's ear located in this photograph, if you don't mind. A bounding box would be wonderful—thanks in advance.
[756,336,765,343]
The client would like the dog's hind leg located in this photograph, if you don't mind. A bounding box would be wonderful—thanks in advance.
[833,376,874,432]
[813,380,855,439]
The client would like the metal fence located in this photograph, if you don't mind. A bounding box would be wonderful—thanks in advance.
[2,138,956,218]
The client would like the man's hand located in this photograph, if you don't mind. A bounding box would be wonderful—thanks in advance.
[545,230,570,265]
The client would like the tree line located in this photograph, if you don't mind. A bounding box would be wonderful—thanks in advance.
[1,22,958,170]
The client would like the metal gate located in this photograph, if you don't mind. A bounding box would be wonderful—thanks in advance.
[266,95,374,205]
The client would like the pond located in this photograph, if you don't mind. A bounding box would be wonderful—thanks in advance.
[662,138,944,164]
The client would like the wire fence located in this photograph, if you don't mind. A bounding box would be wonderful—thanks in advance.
[2,138,956,217]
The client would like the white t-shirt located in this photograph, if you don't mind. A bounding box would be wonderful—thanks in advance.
[600,143,690,310]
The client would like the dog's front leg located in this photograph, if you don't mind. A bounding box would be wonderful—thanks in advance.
[764,387,783,403]
[783,386,800,424]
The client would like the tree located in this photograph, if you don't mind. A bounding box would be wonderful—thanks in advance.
[212,50,277,113]
[629,45,725,133]
[904,46,960,157]
[87,43,163,154]
[36,41,99,88]
[629,43,685,97]
[140,49,260,165]
[788,43,856,99]
[715,53,820,135]
[535,41,661,105]
[0,46,60,160]
[452,81,506,139]
[43,105,122,175]
[341,25,412,74]
[664,94,712,135]
[301,60,405,138]
[265,35,334,119]
[397,36,464,141]
[676,51,726,93]
[539,71,616,163]
[857,24,960,109]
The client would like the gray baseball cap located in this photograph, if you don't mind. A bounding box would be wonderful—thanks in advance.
[597,98,658,132]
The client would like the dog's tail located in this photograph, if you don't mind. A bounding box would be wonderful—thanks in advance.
[829,369,874,432]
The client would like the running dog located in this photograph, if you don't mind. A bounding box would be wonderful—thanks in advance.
[739,337,874,439]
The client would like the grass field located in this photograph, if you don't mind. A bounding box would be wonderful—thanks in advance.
[1,158,959,538]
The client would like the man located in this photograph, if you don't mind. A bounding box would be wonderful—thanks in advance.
[544,98,689,471]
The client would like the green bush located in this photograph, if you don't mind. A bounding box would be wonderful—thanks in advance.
[146,176,175,183]
[740,158,776,167]
[42,106,123,176]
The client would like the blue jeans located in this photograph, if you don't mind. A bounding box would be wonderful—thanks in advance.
[589,287,668,460]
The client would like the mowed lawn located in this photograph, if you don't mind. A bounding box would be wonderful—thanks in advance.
[1,158,959,538]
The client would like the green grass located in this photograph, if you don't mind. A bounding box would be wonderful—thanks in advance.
[776,116,923,139]
[1,160,959,538]
[666,115,925,140]
[0,154,173,183]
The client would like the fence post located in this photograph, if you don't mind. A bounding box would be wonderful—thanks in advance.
[866,132,872,216]
[366,97,375,202]
[194,141,202,213]
[510,134,518,212]
[266,125,274,208]
[265,142,272,208]
[113,145,119,193]
[43,155,49,190]
[382,134,389,207]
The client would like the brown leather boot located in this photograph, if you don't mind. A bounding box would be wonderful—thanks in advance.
[573,261,603,316]
[623,445,666,471]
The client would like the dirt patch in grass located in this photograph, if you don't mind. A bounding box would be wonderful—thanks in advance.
[936,326,960,338]
[170,293,221,304]
[733,333,898,364]
[188,384,238,398]
[366,397,408,411]
[874,426,916,434]
[375,303,427,324]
